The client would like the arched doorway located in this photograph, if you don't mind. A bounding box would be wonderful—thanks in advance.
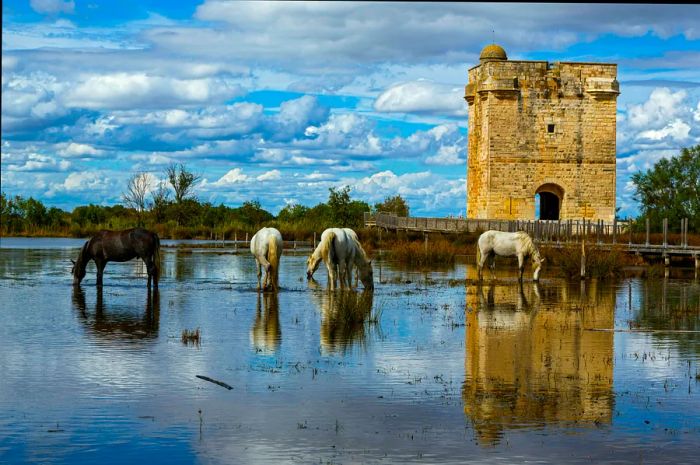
[535,184,564,220]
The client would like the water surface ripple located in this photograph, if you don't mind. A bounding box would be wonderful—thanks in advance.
[1,238,699,464]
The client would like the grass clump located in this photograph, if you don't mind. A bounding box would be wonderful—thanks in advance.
[181,328,201,346]
[384,237,461,267]
[540,244,636,279]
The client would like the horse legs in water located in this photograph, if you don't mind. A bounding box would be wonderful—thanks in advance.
[95,258,106,287]
[145,255,158,289]
[327,264,339,290]
[488,252,497,279]
[477,250,487,281]
[517,253,525,282]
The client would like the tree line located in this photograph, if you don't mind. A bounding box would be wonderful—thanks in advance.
[2,145,697,238]
[1,163,410,239]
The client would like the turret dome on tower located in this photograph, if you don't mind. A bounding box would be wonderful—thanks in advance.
[479,44,507,62]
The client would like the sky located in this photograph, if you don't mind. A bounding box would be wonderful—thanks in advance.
[2,1,700,218]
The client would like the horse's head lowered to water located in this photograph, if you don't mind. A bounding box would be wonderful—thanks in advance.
[71,243,90,286]
[531,252,545,282]
[306,254,322,280]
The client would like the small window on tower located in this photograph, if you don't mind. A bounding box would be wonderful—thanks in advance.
[547,124,555,133]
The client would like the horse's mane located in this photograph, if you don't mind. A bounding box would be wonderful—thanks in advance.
[351,235,370,265]
[518,232,541,261]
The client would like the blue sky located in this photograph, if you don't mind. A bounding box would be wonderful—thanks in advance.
[2,1,700,217]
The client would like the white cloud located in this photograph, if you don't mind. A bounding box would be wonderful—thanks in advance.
[211,168,249,186]
[56,142,105,158]
[425,144,465,165]
[7,153,71,172]
[638,119,691,141]
[351,170,466,213]
[256,169,281,181]
[47,171,115,198]
[374,80,466,115]
[627,88,688,129]
[63,73,245,110]
[30,0,74,15]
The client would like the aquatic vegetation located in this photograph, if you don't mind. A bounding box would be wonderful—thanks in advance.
[181,328,201,346]
[383,237,461,267]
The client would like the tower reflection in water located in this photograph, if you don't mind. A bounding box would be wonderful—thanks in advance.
[250,292,281,354]
[463,281,614,446]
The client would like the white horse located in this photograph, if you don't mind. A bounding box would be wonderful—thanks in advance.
[476,230,544,282]
[306,227,374,290]
[250,227,283,291]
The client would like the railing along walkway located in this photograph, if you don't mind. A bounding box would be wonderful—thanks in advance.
[365,213,700,263]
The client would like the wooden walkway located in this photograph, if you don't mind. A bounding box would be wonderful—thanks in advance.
[365,212,700,266]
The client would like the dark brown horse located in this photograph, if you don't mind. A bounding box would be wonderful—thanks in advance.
[71,228,161,288]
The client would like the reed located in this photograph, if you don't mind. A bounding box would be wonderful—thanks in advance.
[383,237,461,266]
[540,244,636,279]
[181,328,201,346]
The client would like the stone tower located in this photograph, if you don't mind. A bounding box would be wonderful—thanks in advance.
[465,44,619,221]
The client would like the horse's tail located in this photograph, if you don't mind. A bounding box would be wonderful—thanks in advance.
[153,234,161,278]
[327,230,338,266]
[267,234,280,290]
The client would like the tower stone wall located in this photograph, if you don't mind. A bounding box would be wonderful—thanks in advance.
[465,45,619,221]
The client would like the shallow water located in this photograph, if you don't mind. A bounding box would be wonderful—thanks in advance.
[1,238,699,464]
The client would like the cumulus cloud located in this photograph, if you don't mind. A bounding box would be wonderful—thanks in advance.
[638,119,691,141]
[208,168,249,187]
[271,95,329,140]
[256,169,281,181]
[56,142,105,158]
[30,0,74,15]
[63,73,245,110]
[351,170,466,213]
[374,80,466,116]
[626,88,688,129]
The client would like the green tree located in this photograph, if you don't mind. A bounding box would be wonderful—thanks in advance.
[632,145,700,232]
[328,186,353,226]
[277,203,310,223]
[374,194,410,217]
[166,163,201,225]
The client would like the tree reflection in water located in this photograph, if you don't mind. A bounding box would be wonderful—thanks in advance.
[463,281,614,446]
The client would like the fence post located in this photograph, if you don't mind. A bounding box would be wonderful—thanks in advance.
[612,218,617,245]
[663,218,668,248]
[629,218,633,246]
[580,239,586,280]
[645,218,650,246]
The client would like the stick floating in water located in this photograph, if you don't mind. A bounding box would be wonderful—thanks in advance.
[196,375,233,390]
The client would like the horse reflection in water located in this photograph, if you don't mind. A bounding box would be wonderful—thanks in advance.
[72,287,160,341]
[250,292,281,354]
[309,278,376,355]
[462,281,614,446]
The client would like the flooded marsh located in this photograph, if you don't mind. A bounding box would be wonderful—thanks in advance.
[1,237,700,464]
